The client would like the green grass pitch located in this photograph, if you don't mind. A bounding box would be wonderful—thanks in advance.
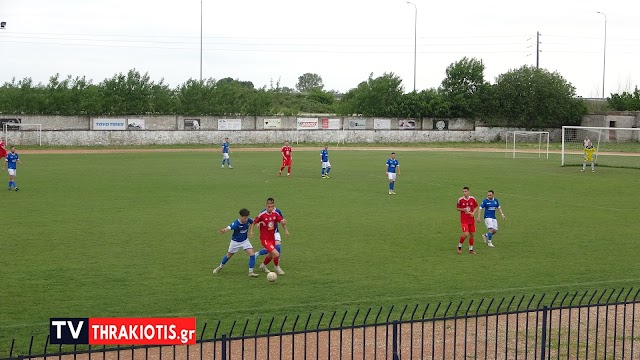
[0,147,638,354]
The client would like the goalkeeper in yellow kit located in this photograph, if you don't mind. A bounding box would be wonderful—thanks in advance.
[582,139,596,172]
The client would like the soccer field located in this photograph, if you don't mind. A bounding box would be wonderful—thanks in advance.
[0,147,638,354]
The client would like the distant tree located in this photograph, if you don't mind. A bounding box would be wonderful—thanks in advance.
[486,66,587,128]
[608,87,640,111]
[296,73,324,92]
[439,57,489,118]
[337,72,404,116]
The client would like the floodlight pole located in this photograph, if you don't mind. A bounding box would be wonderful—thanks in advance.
[200,0,203,82]
[597,12,607,100]
[406,2,417,92]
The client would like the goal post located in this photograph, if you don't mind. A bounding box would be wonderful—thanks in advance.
[561,126,640,169]
[504,131,550,159]
[2,123,42,146]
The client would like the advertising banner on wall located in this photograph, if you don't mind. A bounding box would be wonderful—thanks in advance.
[399,119,417,130]
[432,119,449,130]
[218,119,242,130]
[297,118,319,130]
[374,119,391,130]
[321,118,341,130]
[264,118,281,129]
[92,118,126,130]
[184,119,201,130]
[127,119,145,130]
[348,119,366,129]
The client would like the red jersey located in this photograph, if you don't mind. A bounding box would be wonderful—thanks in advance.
[457,196,478,224]
[254,210,284,242]
[281,146,292,159]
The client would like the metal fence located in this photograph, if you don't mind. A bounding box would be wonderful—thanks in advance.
[3,288,639,360]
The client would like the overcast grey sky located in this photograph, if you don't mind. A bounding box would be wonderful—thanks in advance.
[0,0,638,97]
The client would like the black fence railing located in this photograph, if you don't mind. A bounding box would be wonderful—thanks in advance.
[2,288,639,360]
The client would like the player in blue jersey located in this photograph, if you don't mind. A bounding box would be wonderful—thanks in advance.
[213,208,259,277]
[320,144,332,178]
[3,146,23,191]
[254,199,289,262]
[386,152,400,195]
[221,137,232,169]
[476,190,506,248]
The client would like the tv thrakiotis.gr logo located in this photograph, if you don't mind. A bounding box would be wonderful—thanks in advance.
[50,318,89,344]
[49,318,197,345]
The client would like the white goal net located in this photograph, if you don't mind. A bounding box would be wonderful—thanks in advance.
[2,123,43,146]
[561,126,640,169]
[504,131,550,159]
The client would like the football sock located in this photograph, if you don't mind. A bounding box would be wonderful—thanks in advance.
[390,182,395,190]
[221,255,229,265]
[259,248,268,256]
[287,166,291,174]
[227,159,231,166]
[591,163,594,171]
[275,244,281,254]
[326,168,331,174]
[7,181,11,188]
[280,166,285,172]
[263,257,272,265]
[274,257,280,267]
[469,238,475,246]
[321,168,325,175]
[487,232,493,240]
[459,236,465,245]
[249,254,256,269]
[469,246,474,251]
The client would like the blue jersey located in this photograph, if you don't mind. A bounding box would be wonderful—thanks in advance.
[261,208,283,232]
[6,153,19,170]
[321,149,329,162]
[480,198,501,219]
[228,218,253,242]
[386,159,399,173]
[222,142,229,154]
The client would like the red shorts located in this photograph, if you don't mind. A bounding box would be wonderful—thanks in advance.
[282,158,292,166]
[461,222,476,233]
[261,238,276,253]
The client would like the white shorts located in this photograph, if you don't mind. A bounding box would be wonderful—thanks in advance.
[222,153,230,159]
[275,231,282,242]
[388,172,397,181]
[227,239,253,253]
[7,169,16,176]
[322,161,331,169]
[484,218,498,230]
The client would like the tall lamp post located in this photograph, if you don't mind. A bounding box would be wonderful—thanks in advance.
[597,11,607,100]
[406,2,417,92]
[200,0,203,82]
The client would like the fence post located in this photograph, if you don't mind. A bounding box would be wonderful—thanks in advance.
[540,306,548,360]
[221,334,226,360]
[392,320,399,360]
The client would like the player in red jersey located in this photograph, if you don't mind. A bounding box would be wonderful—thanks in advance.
[457,186,479,254]
[249,197,289,274]
[278,141,292,177]
[0,137,7,160]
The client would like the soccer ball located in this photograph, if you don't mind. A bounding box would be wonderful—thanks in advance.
[267,272,277,282]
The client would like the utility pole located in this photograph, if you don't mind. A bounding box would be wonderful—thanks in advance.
[536,31,540,68]
[200,0,203,82]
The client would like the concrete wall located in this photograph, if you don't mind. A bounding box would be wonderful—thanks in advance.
[2,113,637,146]
[6,127,561,146]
